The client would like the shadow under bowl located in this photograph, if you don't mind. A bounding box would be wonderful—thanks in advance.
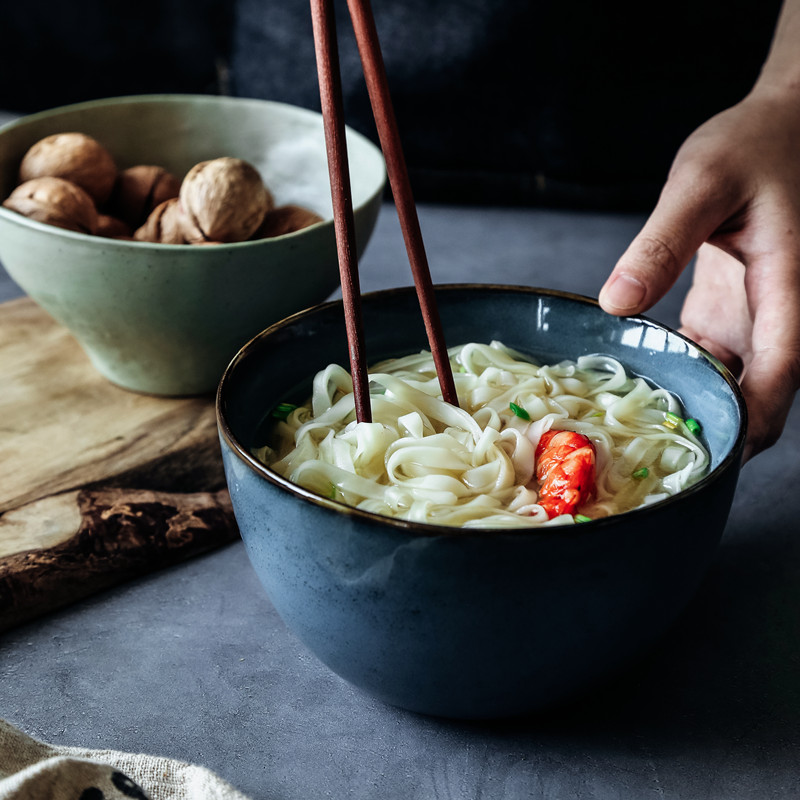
[0,94,386,395]
[217,284,746,719]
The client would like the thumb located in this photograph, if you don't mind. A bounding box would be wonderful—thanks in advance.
[599,177,731,316]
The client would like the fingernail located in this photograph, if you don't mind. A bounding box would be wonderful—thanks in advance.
[600,274,646,313]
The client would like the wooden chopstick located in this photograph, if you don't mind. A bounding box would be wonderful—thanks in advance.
[345,0,459,408]
[310,0,372,423]
[310,0,459,424]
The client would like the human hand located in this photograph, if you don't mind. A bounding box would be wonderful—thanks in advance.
[598,89,800,461]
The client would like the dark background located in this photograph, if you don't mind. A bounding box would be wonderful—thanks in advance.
[0,0,784,208]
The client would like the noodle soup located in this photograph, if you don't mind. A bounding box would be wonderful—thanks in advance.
[218,286,746,718]
[255,341,709,528]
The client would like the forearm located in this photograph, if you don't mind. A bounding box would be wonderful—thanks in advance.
[754,0,800,94]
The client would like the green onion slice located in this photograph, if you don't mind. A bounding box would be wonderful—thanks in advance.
[509,402,530,420]
[574,514,592,523]
[685,418,702,435]
[632,467,649,479]
[272,402,297,420]
[663,411,682,429]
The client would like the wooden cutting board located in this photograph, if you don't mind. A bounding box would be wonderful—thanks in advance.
[0,297,240,633]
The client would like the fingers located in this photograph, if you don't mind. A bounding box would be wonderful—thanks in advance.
[740,356,799,462]
[738,254,800,460]
[679,239,800,461]
[677,244,751,377]
[599,165,738,316]
[679,329,745,378]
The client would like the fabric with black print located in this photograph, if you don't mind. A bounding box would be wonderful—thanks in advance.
[0,719,250,800]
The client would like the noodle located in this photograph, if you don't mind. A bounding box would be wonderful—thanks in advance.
[254,341,709,528]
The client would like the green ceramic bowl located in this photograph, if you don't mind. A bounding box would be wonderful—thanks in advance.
[0,95,386,395]
[218,285,747,719]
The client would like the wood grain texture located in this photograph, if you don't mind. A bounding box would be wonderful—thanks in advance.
[0,298,239,632]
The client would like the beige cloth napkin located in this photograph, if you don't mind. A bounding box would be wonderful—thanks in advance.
[0,719,251,800]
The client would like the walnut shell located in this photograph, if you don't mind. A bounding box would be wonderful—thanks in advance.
[253,204,324,239]
[108,165,182,229]
[3,176,98,234]
[96,213,131,239]
[179,157,273,243]
[18,132,117,205]
[133,197,187,244]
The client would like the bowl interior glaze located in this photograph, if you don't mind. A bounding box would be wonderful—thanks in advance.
[226,285,744,475]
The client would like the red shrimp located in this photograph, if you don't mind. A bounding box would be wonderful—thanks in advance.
[534,430,596,519]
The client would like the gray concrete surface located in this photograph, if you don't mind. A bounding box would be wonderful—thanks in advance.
[2,202,799,799]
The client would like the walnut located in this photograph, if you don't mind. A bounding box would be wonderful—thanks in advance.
[179,157,273,243]
[3,176,98,234]
[96,213,131,239]
[253,204,324,239]
[18,132,118,206]
[108,165,181,229]
[133,197,187,244]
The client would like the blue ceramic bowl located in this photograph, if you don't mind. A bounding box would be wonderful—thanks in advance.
[216,285,747,719]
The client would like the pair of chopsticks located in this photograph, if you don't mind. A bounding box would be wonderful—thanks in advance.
[310,0,458,422]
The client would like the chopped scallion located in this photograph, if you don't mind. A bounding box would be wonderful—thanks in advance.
[632,467,649,479]
[272,402,297,420]
[509,402,530,420]
[663,411,681,429]
[574,514,592,523]
[685,418,702,435]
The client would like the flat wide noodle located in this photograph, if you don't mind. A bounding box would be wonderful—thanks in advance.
[256,342,709,528]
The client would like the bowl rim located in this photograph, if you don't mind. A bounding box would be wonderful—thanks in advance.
[216,283,748,539]
[0,93,387,248]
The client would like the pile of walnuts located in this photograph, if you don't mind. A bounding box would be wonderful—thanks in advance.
[2,132,323,244]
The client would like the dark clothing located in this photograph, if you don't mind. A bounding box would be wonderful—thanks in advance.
[0,0,783,209]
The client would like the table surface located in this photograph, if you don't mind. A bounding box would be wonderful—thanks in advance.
[2,201,799,799]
